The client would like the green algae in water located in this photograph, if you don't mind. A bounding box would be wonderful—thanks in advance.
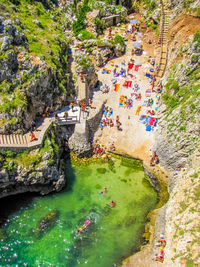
[0,157,157,267]
[97,168,107,174]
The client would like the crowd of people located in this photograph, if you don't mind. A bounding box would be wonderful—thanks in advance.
[153,234,166,263]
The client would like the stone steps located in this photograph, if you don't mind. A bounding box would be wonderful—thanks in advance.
[0,133,29,146]
[155,4,171,81]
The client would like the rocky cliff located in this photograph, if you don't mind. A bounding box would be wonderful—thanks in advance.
[0,0,73,134]
[152,6,200,266]
[0,125,66,199]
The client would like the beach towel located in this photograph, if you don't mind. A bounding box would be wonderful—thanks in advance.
[114,84,120,92]
[149,117,155,126]
[127,81,132,87]
[145,89,151,97]
[128,63,134,69]
[134,65,140,72]
[146,125,152,131]
[139,116,147,123]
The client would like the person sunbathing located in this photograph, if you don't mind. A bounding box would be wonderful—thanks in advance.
[109,119,114,127]
[135,105,141,115]
[105,118,109,126]
[128,99,133,109]
[147,110,155,115]
[136,93,141,101]
[147,98,154,107]
[109,201,116,207]
[122,70,126,77]
[110,143,115,151]
[123,81,128,87]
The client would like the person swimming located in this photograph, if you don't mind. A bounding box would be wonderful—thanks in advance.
[109,201,116,207]
[77,220,91,235]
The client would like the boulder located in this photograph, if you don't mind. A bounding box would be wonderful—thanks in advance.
[1,36,12,52]
[114,43,125,57]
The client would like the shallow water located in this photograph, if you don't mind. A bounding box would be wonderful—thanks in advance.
[0,156,157,267]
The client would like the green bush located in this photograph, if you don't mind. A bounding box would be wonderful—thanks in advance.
[193,30,200,43]
[95,17,106,34]
[72,0,90,36]
[77,55,92,70]
[113,35,125,47]
[78,30,95,40]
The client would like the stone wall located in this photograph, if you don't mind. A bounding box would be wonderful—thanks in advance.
[69,101,105,157]
[102,15,121,27]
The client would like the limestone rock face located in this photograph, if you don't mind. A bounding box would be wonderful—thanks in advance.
[0,127,67,199]
[95,41,125,66]
[96,47,113,66]
[151,24,200,266]
[68,120,92,158]
[0,162,66,199]
[0,16,70,134]
[114,43,125,57]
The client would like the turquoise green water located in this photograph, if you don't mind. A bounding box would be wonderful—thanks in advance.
[0,157,157,267]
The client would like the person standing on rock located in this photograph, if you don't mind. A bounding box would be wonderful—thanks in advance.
[71,102,75,112]
[64,110,68,120]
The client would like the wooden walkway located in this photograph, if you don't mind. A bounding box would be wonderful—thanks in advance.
[0,106,81,150]
[156,0,171,80]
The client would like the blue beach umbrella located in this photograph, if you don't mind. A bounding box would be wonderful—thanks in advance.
[130,19,138,24]
[132,42,141,48]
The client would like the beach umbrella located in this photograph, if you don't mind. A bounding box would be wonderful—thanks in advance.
[132,42,141,48]
[130,19,138,24]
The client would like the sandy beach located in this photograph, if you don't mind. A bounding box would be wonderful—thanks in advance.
[90,22,160,163]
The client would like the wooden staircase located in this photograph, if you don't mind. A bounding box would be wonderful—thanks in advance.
[156,0,171,80]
